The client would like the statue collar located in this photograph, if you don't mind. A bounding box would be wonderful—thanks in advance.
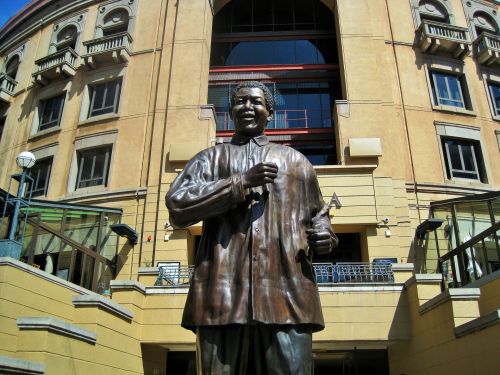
[231,134,269,146]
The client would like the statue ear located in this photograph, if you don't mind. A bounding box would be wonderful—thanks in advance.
[267,110,274,121]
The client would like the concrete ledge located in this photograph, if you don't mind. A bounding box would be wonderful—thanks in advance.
[138,267,158,275]
[419,288,481,315]
[405,273,442,287]
[110,280,146,294]
[72,294,134,321]
[0,355,45,374]
[391,263,415,271]
[0,257,96,296]
[17,317,96,344]
[318,285,404,292]
[455,310,500,337]
[146,286,190,295]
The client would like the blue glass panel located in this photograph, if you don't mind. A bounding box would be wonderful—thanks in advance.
[489,83,500,115]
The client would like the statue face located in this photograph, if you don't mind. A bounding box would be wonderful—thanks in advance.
[231,87,271,137]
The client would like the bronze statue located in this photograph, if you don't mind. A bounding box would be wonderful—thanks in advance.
[166,81,337,374]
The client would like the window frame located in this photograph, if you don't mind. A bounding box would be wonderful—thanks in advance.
[435,122,490,185]
[75,146,113,190]
[38,93,66,132]
[28,157,53,197]
[87,78,122,119]
[486,80,500,120]
[442,138,481,181]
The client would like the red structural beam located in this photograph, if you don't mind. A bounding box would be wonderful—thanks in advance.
[209,63,339,73]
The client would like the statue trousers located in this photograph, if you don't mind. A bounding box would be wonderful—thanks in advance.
[196,324,312,375]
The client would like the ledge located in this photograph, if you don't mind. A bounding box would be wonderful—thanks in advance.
[431,105,476,117]
[77,113,120,127]
[318,284,404,292]
[0,257,96,296]
[405,273,442,287]
[17,317,96,344]
[110,279,146,294]
[0,355,45,375]
[455,310,500,337]
[27,127,61,142]
[314,164,378,173]
[72,294,134,321]
[419,288,481,315]
[145,286,190,295]
[391,263,415,271]
[59,186,147,204]
[138,267,159,275]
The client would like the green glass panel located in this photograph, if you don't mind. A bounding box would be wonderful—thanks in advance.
[455,201,492,241]
[64,210,100,250]
[100,213,120,261]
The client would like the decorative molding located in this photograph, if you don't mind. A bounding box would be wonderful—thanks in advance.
[72,294,134,321]
[0,355,45,375]
[391,263,415,271]
[419,288,481,315]
[455,309,500,337]
[17,317,97,344]
[0,257,96,295]
[59,186,147,204]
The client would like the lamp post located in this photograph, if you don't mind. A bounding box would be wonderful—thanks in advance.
[0,151,36,259]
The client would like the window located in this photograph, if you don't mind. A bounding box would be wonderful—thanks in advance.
[5,55,20,80]
[88,79,122,118]
[487,81,500,116]
[442,138,485,181]
[55,25,78,51]
[430,71,470,109]
[28,157,53,197]
[76,146,112,189]
[102,9,130,36]
[209,0,340,165]
[38,93,65,131]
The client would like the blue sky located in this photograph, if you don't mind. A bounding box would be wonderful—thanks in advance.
[0,0,32,29]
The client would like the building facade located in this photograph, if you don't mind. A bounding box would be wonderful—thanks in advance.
[0,0,499,374]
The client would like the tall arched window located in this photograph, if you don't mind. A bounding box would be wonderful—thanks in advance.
[5,55,20,80]
[418,0,450,24]
[208,0,341,165]
[102,9,130,36]
[55,25,78,51]
[472,11,499,37]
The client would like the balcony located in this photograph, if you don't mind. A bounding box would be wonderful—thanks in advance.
[473,32,500,66]
[81,32,132,69]
[33,47,78,85]
[417,19,471,59]
[153,262,395,287]
[0,74,17,103]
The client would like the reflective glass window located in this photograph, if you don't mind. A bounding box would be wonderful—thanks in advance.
[431,72,467,108]
[76,146,112,189]
[28,157,53,198]
[488,82,500,116]
[38,93,65,131]
[88,79,122,118]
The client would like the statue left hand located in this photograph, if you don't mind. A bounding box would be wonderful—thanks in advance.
[306,227,334,256]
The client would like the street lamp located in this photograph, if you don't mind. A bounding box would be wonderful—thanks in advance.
[0,151,36,259]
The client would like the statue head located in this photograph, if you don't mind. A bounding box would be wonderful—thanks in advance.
[230,81,274,137]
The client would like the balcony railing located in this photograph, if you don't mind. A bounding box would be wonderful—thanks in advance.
[417,19,470,59]
[0,74,17,102]
[473,32,500,65]
[154,262,394,287]
[439,221,500,289]
[216,109,333,131]
[0,74,17,95]
[33,47,78,84]
[82,32,132,68]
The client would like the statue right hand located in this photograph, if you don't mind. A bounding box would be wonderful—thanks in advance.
[241,162,278,188]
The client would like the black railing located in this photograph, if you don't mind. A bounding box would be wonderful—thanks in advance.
[438,221,500,289]
[154,262,394,287]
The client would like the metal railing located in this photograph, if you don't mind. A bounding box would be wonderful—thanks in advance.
[313,262,394,284]
[34,47,78,73]
[215,109,333,131]
[0,74,17,95]
[438,221,500,289]
[154,262,394,287]
[83,32,132,56]
[473,32,500,54]
[418,19,469,43]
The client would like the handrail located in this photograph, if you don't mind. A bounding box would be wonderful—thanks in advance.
[154,262,394,287]
[418,19,469,43]
[83,32,133,55]
[0,73,17,94]
[439,221,500,288]
[34,47,78,73]
[473,32,500,52]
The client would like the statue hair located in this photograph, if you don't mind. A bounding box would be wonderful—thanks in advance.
[230,81,274,112]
